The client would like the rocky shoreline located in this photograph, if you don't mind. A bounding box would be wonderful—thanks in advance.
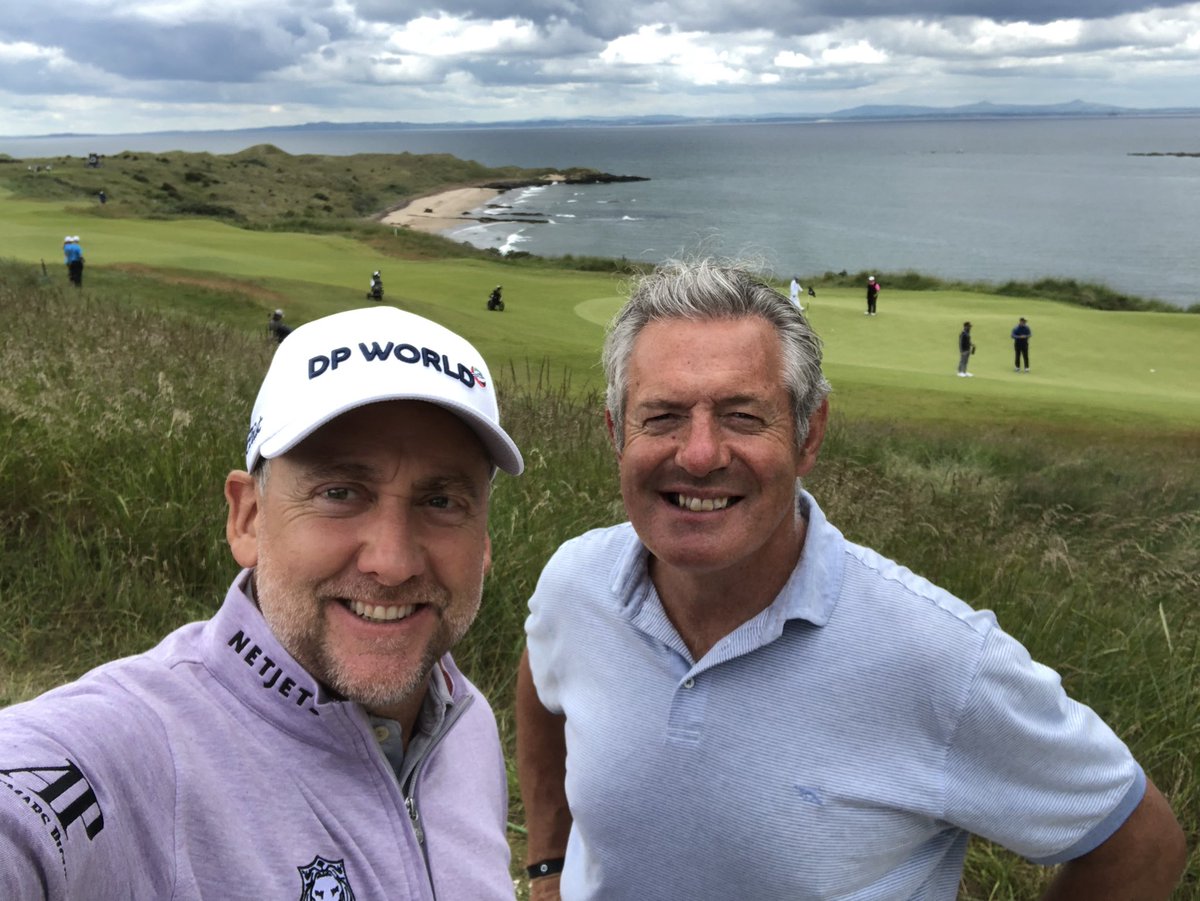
[480,172,649,190]
[380,171,647,234]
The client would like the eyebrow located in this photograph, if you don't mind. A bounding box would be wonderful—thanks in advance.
[293,461,487,500]
[294,460,378,483]
[636,393,771,411]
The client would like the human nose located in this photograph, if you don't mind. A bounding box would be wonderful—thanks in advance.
[675,413,728,476]
[356,508,426,586]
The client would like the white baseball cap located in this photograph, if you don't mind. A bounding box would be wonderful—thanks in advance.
[244,306,523,475]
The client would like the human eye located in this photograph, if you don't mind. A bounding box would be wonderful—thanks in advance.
[418,479,483,524]
[420,494,475,526]
[724,410,766,431]
[640,411,680,434]
[310,484,367,513]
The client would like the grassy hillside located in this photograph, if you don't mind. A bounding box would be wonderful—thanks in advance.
[1,144,579,225]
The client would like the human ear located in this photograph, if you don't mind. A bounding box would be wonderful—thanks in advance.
[225,471,261,568]
[796,399,829,477]
[605,409,622,458]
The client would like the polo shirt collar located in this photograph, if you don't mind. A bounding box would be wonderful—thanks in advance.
[774,489,844,628]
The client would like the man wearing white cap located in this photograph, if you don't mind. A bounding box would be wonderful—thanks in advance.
[63,235,84,288]
[0,306,523,900]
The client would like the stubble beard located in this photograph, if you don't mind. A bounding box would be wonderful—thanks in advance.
[253,550,481,713]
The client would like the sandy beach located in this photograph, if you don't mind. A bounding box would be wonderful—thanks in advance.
[380,186,503,233]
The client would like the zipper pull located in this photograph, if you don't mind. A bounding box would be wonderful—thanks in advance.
[405,796,425,846]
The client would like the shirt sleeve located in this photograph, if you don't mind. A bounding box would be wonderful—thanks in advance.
[0,787,62,899]
[943,626,1143,862]
[0,684,176,900]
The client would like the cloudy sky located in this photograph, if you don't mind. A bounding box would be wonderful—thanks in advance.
[2,0,1199,135]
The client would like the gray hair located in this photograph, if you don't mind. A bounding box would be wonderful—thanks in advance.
[253,458,270,492]
[602,259,831,451]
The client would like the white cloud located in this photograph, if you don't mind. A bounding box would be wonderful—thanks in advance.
[0,40,60,64]
[385,14,543,56]
[820,40,887,66]
[598,25,777,84]
[600,24,688,65]
[774,50,815,69]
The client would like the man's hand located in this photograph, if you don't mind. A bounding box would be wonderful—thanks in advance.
[528,872,561,901]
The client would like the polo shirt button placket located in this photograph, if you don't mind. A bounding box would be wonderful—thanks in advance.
[682,677,695,689]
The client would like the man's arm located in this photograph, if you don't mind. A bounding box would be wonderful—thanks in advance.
[1041,777,1185,901]
[516,648,573,901]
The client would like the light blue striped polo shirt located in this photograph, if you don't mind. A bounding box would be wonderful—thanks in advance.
[525,490,1143,900]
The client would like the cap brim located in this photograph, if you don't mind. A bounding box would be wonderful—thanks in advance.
[255,393,523,476]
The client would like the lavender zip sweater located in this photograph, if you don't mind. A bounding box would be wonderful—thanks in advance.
[0,571,514,900]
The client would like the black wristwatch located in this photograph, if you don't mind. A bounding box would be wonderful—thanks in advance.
[526,858,566,879]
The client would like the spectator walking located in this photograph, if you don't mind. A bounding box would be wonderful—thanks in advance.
[1012,317,1032,372]
[866,275,880,315]
[958,321,975,377]
[63,235,84,288]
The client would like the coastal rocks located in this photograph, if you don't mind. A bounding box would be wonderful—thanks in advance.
[467,171,646,229]
[479,203,550,224]
[480,171,649,190]
[478,216,550,224]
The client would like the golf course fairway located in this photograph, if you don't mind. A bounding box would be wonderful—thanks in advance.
[3,190,1197,432]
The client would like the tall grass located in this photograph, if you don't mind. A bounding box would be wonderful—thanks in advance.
[2,263,1196,897]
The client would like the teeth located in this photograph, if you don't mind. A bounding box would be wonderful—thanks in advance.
[349,601,416,622]
[674,494,730,512]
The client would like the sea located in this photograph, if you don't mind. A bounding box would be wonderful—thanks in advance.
[4,116,1199,308]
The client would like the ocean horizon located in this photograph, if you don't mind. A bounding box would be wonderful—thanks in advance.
[4,116,1198,308]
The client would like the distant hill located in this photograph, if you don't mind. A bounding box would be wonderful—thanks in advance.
[818,99,1197,121]
[160,100,1200,133]
[15,100,1200,141]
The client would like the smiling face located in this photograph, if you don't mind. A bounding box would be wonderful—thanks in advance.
[226,401,492,728]
[611,316,825,600]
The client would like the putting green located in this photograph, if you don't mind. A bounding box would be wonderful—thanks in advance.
[574,296,624,326]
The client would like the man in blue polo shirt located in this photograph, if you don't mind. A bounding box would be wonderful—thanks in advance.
[516,259,1184,901]
[63,235,84,288]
